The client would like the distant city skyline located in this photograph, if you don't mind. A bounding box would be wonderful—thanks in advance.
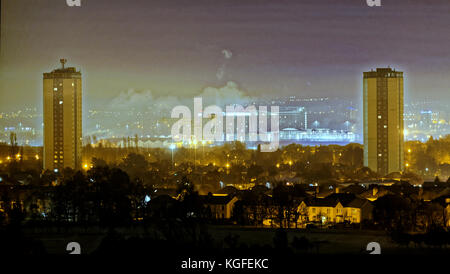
[1,0,450,113]
[1,95,449,147]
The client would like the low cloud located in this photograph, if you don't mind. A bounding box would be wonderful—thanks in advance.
[88,81,255,138]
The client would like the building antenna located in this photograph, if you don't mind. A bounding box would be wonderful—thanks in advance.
[60,59,67,69]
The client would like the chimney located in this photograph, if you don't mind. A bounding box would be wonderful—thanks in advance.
[372,187,378,196]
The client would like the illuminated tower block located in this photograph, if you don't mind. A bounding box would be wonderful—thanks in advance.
[363,68,404,175]
[43,59,82,171]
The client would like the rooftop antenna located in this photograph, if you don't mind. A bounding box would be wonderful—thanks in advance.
[60,59,67,69]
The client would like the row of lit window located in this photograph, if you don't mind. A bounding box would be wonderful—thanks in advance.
[53,83,75,92]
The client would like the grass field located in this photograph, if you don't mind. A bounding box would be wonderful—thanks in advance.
[15,225,450,255]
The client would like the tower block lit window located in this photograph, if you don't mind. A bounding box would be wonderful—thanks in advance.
[363,68,404,175]
[43,59,82,171]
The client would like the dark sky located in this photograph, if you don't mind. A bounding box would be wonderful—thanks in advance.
[1,0,450,112]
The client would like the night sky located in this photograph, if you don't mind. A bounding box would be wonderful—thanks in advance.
[1,0,450,112]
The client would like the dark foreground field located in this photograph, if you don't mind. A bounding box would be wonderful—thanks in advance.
[2,224,450,256]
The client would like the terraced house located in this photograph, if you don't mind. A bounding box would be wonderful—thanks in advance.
[297,194,374,226]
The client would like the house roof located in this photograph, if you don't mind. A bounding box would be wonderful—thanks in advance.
[152,188,177,198]
[346,198,371,208]
[304,193,358,207]
[432,194,450,207]
[420,188,450,201]
[341,184,366,195]
[307,198,340,207]
[302,193,373,209]
[216,186,239,195]
[359,188,393,200]
[149,194,177,205]
[200,194,236,205]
